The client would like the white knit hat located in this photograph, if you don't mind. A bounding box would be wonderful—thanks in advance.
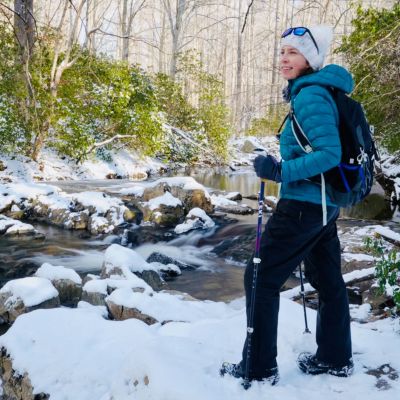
[281,26,333,71]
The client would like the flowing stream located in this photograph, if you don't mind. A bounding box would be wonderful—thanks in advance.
[1,168,399,302]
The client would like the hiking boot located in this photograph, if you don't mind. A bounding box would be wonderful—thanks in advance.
[220,362,279,388]
[297,352,354,377]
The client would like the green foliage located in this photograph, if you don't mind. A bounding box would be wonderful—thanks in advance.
[153,73,198,131]
[0,22,164,161]
[0,23,230,164]
[176,51,232,162]
[246,104,288,137]
[54,56,163,160]
[364,237,400,312]
[337,3,400,151]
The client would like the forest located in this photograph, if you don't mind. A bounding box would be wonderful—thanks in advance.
[0,0,399,164]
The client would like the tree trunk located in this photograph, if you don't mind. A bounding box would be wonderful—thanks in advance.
[121,0,129,61]
[14,0,35,63]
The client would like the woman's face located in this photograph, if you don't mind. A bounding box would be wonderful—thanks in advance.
[279,45,310,80]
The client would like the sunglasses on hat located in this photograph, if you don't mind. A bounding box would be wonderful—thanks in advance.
[281,27,319,54]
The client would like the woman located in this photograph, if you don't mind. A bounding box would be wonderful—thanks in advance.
[221,26,354,387]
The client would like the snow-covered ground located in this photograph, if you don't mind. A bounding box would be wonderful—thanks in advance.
[0,148,166,183]
[0,295,399,400]
[1,142,400,399]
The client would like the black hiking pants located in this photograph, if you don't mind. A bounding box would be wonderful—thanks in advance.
[241,198,352,379]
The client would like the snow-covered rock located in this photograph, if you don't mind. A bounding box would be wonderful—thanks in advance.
[174,207,215,234]
[140,191,185,226]
[34,263,82,306]
[106,288,158,324]
[122,177,213,215]
[101,244,166,291]
[211,194,254,215]
[0,277,60,323]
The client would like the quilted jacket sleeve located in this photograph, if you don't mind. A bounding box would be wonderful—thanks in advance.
[280,85,341,183]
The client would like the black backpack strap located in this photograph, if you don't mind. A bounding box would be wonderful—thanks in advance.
[289,107,313,154]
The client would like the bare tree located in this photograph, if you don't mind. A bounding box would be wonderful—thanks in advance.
[31,0,88,160]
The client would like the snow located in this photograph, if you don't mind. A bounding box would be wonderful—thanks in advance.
[282,267,376,299]
[350,303,371,320]
[374,226,400,242]
[4,221,36,235]
[82,279,108,295]
[104,244,156,274]
[0,148,165,183]
[118,177,211,200]
[0,277,58,307]
[35,263,82,285]
[146,191,182,210]
[174,207,215,234]
[211,194,237,207]
[0,296,399,399]
[342,253,375,262]
[71,191,124,214]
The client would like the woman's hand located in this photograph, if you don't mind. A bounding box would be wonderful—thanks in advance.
[253,155,282,182]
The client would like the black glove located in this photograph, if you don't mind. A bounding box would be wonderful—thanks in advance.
[253,155,282,182]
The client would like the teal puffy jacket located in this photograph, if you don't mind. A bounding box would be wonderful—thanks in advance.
[280,64,354,206]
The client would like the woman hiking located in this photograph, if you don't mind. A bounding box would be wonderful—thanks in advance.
[220,25,354,388]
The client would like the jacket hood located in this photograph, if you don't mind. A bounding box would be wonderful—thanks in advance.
[289,64,354,96]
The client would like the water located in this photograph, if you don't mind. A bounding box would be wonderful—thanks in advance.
[1,168,398,302]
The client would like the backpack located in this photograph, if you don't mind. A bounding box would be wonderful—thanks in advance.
[284,87,379,209]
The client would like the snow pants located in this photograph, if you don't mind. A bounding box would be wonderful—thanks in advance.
[241,198,352,379]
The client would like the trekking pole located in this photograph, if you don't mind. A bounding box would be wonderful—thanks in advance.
[243,179,266,390]
[299,262,311,334]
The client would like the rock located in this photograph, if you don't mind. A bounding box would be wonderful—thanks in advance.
[48,279,82,307]
[143,179,213,213]
[81,279,108,306]
[0,160,6,171]
[134,270,166,291]
[213,204,254,215]
[34,263,82,307]
[4,222,37,236]
[240,138,263,153]
[140,202,184,227]
[0,278,60,324]
[5,204,25,220]
[362,286,390,311]
[0,349,50,400]
[88,215,114,235]
[146,252,195,271]
[106,173,122,179]
[0,217,16,234]
[224,192,242,201]
[123,208,138,223]
[106,299,158,324]
[64,211,89,230]
[161,290,198,301]
[140,192,184,227]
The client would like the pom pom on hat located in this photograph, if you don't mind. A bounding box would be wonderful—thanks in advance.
[281,26,333,71]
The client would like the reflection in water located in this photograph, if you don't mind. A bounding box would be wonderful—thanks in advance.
[186,168,280,198]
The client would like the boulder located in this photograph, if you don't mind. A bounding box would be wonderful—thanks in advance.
[105,288,158,324]
[88,215,114,235]
[174,207,215,234]
[0,350,50,400]
[146,252,195,271]
[134,270,166,291]
[140,191,184,227]
[106,299,158,324]
[82,281,108,306]
[0,277,60,324]
[34,263,82,307]
[63,211,89,230]
[5,204,25,220]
